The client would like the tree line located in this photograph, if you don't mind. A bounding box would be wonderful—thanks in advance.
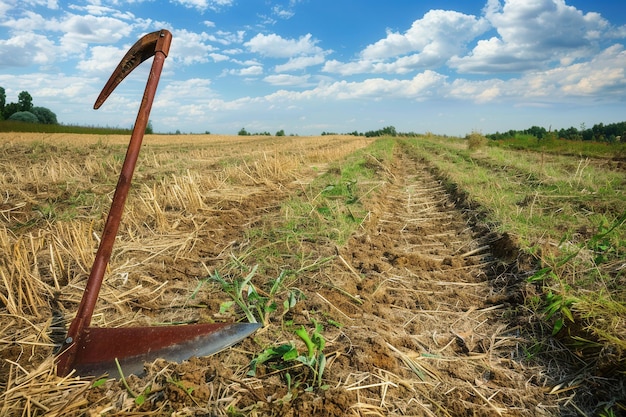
[321,126,423,137]
[238,128,288,136]
[0,87,58,124]
[487,121,626,143]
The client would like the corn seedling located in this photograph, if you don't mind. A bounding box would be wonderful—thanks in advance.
[293,319,328,389]
[248,319,328,391]
[205,265,259,324]
[201,264,303,326]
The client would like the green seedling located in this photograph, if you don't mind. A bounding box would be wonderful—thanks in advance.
[201,264,304,326]
[115,358,151,406]
[247,343,299,376]
[207,265,259,323]
[544,291,577,335]
[248,319,328,391]
[292,319,327,389]
[528,212,626,336]
[92,378,108,388]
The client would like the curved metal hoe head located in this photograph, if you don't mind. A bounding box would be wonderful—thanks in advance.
[94,29,172,109]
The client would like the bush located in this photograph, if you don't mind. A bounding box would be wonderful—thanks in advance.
[31,106,58,124]
[466,131,488,150]
[9,111,39,123]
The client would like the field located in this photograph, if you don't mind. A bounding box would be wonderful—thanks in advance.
[1,133,624,416]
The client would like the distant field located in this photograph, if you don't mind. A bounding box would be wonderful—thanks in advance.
[1,133,624,416]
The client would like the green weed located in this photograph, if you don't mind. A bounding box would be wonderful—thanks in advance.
[199,263,303,326]
[528,212,626,360]
[248,319,328,391]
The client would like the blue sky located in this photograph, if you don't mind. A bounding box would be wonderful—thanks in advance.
[1,0,625,135]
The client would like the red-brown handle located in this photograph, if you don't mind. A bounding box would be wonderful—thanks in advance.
[57,30,172,377]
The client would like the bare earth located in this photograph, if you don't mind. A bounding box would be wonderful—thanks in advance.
[1,133,619,416]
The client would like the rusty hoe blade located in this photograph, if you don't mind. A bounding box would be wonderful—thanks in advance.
[56,29,260,378]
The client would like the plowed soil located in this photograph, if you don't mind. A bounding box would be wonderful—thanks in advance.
[1,134,620,416]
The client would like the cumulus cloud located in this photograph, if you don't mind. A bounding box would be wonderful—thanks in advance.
[223,65,264,77]
[208,30,245,46]
[240,65,264,76]
[362,10,489,61]
[0,6,131,67]
[0,32,58,67]
[209,52,230,62]
[172,0,235,12]
[324,10,489,76]
[275,54,326,72]
[523,44,626,98]
[1,10,50,31]
[77,45,127,73]
[262,70,447,102]
[245,33,330,72]
[59,14,131,44]
[156,78,214,105]
[447,44,626,102]
[169,29,217,65]
[450,0,615,73]
[263,74,310,86]
[245,33,324,58]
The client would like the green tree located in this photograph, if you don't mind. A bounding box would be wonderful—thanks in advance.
[381,125,397,137]
[525,125,547,139]
[3,102,20,119]
[0,87,5,120]
[18,91,33,112]
[31,106,58,124]
[9,111,39,123]
[275,129,285,136]
[238,127,249,136]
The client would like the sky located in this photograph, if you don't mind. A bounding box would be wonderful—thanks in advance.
[1,0,625,136]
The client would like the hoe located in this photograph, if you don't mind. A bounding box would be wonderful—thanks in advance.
[56,30,260,378]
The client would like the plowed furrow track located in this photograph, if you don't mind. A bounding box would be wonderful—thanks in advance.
[331,146,553,416]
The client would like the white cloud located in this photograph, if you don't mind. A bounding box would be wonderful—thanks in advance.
[1,10,49,31]
[447,44,626,102]
[0,73,98,110]
[208,30,246,46]
[223,65,264,76]
[0,32,58,67]
[245,33,324,58]
[170,29,217,65]
[240,65,263,76]
[77,45,127,73]
[275,54,326,72]
[362,10,488,61]
[68,3,135,20]
[450,0,614,73]
[447,78,505,102]
[322,59,374,76]
[209,53,230,62]
[324,10,488,76]
[273,5,295,19]
[171,0,235,12]
[263,70,447,102]
[263,74,310,86]
[59,14,131,44]
[155,78,214,107]
[524,44,626,98]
